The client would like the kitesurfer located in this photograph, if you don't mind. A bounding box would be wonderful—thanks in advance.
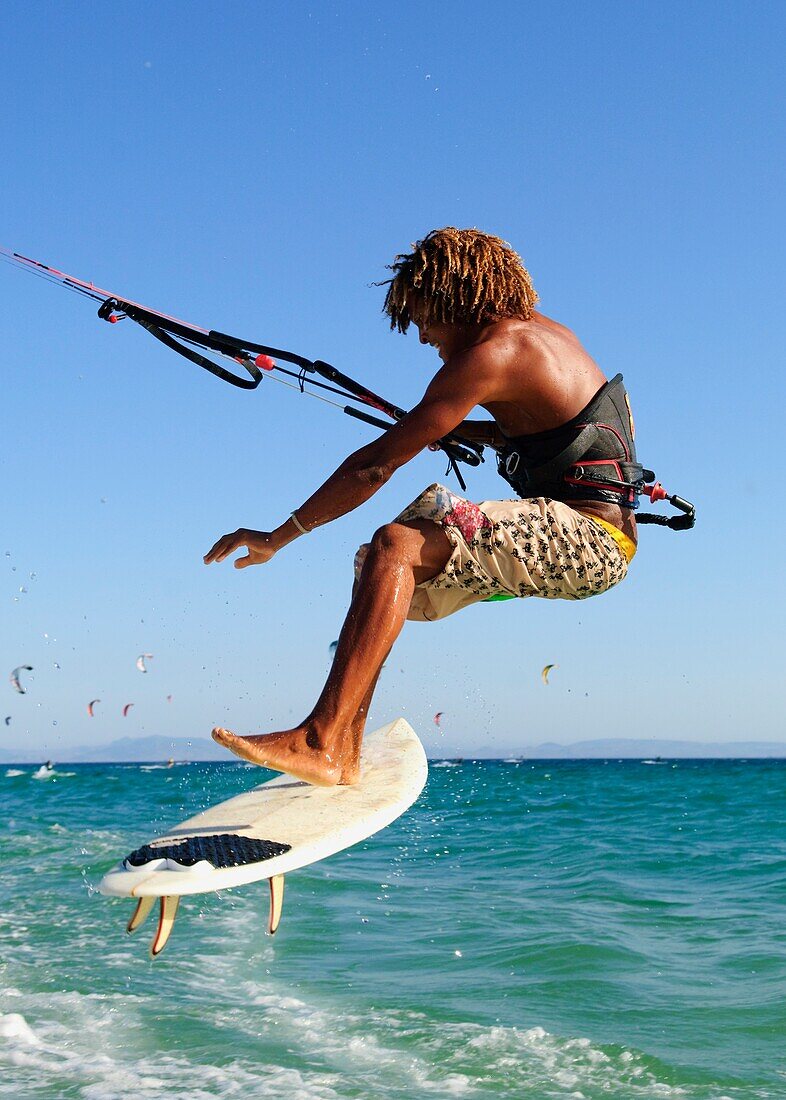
[205,228,639,785]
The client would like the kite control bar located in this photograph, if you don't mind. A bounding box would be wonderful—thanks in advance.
[97,297,483,489]
[0,248,482,490]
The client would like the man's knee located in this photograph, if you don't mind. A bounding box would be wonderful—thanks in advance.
[353,525,409,583]
[369,522,415,560]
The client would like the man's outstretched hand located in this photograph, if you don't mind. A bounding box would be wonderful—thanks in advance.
[204,529,277,569]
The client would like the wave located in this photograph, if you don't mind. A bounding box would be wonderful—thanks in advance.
[0,993,707,1100]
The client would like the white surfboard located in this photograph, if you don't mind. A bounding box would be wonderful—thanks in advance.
[99,718,427,956]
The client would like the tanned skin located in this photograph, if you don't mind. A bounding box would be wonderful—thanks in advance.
[204,311,636,785]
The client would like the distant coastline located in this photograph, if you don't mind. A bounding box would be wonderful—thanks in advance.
[3,734,786,764]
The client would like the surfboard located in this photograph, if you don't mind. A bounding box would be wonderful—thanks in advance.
[99,718,427,957]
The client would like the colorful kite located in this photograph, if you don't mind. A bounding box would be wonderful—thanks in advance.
[9,666,33,694]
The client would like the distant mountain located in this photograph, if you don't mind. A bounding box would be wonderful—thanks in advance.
[504,739,786,760]
[0,736,227,764]
[2,735,786,765]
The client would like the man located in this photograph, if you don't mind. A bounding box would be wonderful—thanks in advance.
[204,228,640,785]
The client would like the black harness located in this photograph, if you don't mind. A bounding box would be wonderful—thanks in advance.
[496,374,695,530]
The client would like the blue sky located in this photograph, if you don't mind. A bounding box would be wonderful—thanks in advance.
[2,2,784,758]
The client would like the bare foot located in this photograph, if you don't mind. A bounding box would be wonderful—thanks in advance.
[211,726,360,786]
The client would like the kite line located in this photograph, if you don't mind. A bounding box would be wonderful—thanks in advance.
[1,246,484,490]
[1,246,695,526]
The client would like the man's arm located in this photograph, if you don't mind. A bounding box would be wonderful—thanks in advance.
[288,354,492,533]
[204,344,509,567]
[205,350,497,566]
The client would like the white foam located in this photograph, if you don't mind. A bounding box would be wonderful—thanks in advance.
[442,1021,688,1097]
[0,977,759,1100]
[0,994,342,1100]
[0,1013,40,1046]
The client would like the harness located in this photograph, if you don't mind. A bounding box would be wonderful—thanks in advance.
[496,374,695,530]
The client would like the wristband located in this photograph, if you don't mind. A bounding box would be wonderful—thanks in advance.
[290,511,309,535]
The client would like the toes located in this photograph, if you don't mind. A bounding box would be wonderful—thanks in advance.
[212,727,234,746]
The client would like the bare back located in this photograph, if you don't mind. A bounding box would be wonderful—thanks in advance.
[465,313,638,542]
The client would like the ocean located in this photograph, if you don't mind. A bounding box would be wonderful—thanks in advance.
[1,756,784,1099]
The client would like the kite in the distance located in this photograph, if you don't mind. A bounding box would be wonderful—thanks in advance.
[136,654,154,673]
[10,666,33,694]
[541,664,557,685]
[87,699,101,717]
[122,703,135,717]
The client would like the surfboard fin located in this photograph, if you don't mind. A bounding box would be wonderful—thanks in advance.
[268,874,285,934]
[150,895,180,957]
[127,896,156,934]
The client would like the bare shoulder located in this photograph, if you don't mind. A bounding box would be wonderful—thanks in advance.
[506,312,584,357]
[444,315,584,388]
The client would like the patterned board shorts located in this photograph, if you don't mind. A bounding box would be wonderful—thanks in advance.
[354,483,632,622]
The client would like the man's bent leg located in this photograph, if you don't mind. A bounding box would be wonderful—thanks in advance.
[212,519,452,785]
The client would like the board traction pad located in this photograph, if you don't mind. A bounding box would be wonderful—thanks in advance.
[125,833,292,870]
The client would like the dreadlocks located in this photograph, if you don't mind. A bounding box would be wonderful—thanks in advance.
[382,227,539,333]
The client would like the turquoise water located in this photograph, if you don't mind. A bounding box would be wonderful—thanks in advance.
[1,757,784,1099]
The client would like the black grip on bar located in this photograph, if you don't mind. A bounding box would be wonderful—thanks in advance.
[343,406,396,431]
